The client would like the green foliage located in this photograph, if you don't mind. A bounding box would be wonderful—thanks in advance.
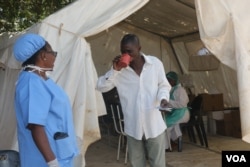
[0,0,74,33]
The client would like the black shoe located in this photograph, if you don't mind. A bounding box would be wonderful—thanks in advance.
[178,136,182,152]
[165,148,172,152]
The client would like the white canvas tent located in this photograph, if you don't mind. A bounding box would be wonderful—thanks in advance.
[0,0,149,166]
[1,0,250,166]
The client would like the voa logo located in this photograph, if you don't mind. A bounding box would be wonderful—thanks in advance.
[226,155,247,163]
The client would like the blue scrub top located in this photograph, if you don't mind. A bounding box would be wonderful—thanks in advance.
[15,71,79,167]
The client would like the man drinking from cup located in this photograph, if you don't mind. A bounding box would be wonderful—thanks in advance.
[96,34,171,167]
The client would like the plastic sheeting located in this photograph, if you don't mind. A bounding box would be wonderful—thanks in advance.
[0,0,149,166]
[195,0,250,143]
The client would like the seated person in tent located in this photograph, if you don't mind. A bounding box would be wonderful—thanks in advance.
[164,71,190,150]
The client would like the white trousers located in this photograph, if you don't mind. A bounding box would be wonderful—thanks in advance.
[165,111,190,149]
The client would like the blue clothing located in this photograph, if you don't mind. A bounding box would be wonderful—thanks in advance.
[15,71,79,167]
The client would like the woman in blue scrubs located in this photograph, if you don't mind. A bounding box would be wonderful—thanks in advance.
[13,33,79,167]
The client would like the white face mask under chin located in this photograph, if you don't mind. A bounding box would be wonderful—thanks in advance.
[45,71,52,78]
[23,65,53,78]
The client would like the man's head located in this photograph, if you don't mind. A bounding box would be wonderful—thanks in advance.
[120,34,141,61]
[166,71,179,87]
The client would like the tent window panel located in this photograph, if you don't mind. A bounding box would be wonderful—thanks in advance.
[189,55,220,71]
[185,40,220,71]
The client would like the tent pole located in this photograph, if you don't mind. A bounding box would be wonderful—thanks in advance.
[166,38,184,74]
[176,0,196,10]
[165,38,194,95]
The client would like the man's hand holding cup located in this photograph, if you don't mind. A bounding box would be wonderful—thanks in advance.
[113,53,131,71]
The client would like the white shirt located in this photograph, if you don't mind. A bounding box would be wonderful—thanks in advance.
[168,84,189,108]
[96,54,171,140]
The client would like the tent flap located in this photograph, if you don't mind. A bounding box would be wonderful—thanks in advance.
[196,0,250,143]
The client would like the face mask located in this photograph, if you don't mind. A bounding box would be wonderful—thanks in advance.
[45,71,52,78]
[23,65,53,78]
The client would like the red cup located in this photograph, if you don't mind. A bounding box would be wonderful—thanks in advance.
[118,53,131,68]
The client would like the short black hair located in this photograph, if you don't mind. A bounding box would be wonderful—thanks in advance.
[120,34,140,46]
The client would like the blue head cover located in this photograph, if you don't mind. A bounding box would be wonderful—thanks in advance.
[13,33,46,63]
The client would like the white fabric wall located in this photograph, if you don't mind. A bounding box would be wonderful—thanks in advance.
[195,0,250,143]
[0,1,149,166]
[0,68,19,150]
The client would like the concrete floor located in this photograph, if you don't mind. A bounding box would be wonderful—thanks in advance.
[85,133,250,167]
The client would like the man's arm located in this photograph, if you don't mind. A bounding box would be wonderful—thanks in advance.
[96,69,119,93]
[96,55,125,93]
[157,60,171,104]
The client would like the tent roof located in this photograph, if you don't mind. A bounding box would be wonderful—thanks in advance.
[125,0,198,39]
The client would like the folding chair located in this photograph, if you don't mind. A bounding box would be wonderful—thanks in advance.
[181,95,209,148]
[101,87,121,145]
[110,103,128,164]
[161,111,172,151]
